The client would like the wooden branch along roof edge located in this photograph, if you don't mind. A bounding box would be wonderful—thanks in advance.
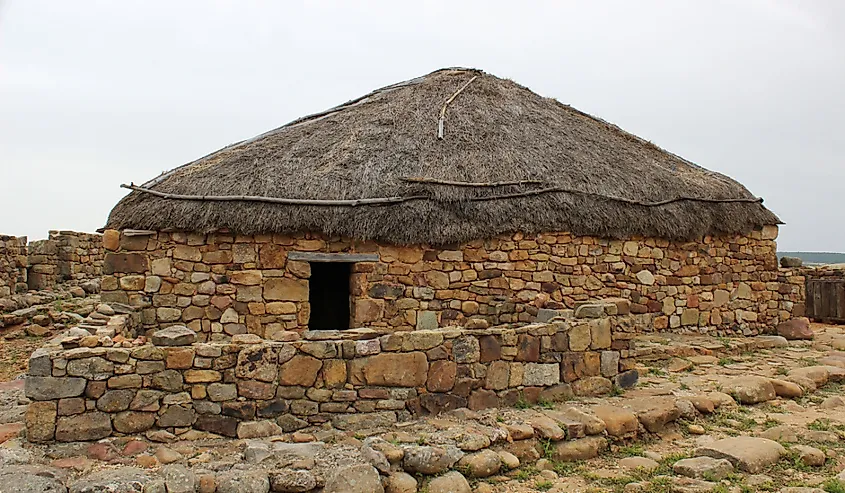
[120,183,766,208]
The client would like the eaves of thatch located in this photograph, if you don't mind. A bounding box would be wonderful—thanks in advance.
[106,67,780,245]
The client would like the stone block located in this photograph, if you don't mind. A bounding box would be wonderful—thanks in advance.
[515,335,540,362]
[681,308,700,326]
[453,336,480,364]
[416,310,438,330]
[103,253,149,274]
[264,278,307,301]
[56,411,113,442]
[523,363,560,386]
[428,360,457,392]
[113,411,156,434]
[484,360,509,390]
[479,335,501,362]
[235,345,280,382]
[279,355,323,386]
[600,351,620,377]
[152,326,196,346]
[590,319,611,349]
[195,414,239,437]
[25,401,57,442]
[355,299,384,324]
[361,352,428,387]
[568,324,591,351]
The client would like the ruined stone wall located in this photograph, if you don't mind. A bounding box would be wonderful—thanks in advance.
[0,235,28,296]
[27,231,104,290]
[99,226,799,340]
[24,312,640,442]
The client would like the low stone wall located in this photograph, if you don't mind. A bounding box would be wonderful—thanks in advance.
[0,235,28,297]
[27,231,104,290]
[99,226,801,341]
[24,310,640,442]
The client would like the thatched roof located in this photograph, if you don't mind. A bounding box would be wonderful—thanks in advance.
[106,67,780,245]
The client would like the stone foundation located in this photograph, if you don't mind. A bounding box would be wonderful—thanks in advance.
[24,308,640,442]
[100,226,801,340]
[0,235,28,296]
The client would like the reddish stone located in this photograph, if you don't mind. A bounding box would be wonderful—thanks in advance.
[419,393,467,415]
[522,387,542,404]
[499,389,521,407]
[85,381,107,399]
[0,380,24,391]
[427,361,457,392]
[195,415,239,438]
[552,333,569,352]
[478,336,501,363]
[468,389,499,410]
[360,352,428,387]
[87,442,120,461]
[0,423,23,444]
[358,388,390,399]
[237,380,277,400]
[122,440,149,456]
[452,378,476,397]
[103,253,149,274]
[776,317,814,340]
[687,295,700,309]
[630,303,648,314]
[279,355,323,386]
[561,352,586,383]
[515,335,540,362]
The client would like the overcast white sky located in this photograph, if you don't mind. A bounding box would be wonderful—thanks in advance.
[1,1,843,251]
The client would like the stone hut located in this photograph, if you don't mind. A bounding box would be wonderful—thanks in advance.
[102,67,790,341]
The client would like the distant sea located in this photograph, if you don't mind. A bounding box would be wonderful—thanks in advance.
[777,252,845,265]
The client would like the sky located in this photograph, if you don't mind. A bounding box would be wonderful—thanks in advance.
[1,1,843,251]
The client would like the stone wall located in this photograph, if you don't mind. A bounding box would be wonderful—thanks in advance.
[24,309,640,442]
[0,235,28,296]
[27,231,104,290]
[99,226,800,341]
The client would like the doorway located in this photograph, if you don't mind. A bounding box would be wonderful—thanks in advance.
[308,262,352,330]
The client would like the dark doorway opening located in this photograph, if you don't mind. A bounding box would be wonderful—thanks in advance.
[308,262,352,330]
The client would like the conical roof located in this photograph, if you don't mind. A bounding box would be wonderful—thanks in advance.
[106,68,780,244]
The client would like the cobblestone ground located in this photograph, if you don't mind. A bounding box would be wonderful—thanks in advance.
[0,324,844,493]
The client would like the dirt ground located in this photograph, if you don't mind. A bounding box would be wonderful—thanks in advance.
[0,324,49,382]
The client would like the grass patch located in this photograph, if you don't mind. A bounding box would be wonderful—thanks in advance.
[512,466,538,481]
[535,479,554,491]
[823,478,845,493]
[615,444,645,457]
[808,418,833,432]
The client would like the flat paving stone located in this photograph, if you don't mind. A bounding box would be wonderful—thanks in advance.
[695,436,785,473]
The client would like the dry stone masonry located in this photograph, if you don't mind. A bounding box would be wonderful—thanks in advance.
[27,230,104,290]
[24,307,641,443]
[99,226,803,341]
[0,235,27,297]
[0,230,103,294]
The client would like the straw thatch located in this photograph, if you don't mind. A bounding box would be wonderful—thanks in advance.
[106,67,780,245]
